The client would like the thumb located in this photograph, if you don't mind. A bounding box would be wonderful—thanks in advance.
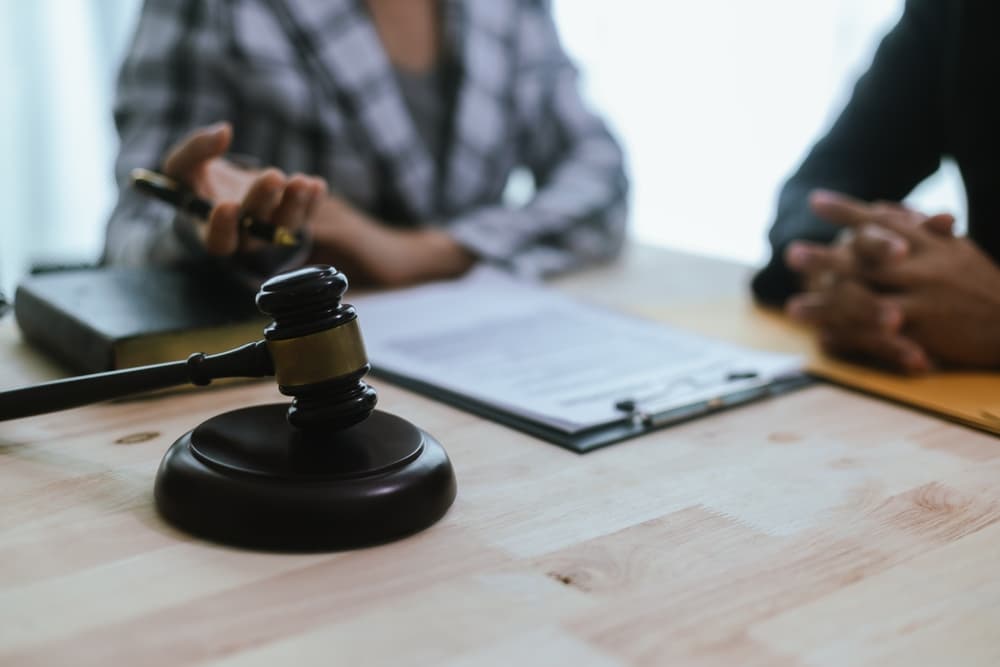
[162,122,233,179]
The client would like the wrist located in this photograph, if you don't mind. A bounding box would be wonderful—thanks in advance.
[311,197,367,243]
[414,228,476,279]
[308,196,475,286]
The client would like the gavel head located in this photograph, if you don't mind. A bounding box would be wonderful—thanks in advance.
[255,265,377,431]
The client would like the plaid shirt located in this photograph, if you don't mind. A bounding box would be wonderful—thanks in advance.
[104,0,629,279]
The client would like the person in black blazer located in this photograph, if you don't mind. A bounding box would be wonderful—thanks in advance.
[752,0,1000,372]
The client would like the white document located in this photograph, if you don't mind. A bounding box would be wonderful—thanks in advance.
[352,268,802,435]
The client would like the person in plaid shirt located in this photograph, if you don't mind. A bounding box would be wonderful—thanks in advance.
[103,0,629,286]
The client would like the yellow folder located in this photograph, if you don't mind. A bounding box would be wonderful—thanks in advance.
[641,299,1000,437]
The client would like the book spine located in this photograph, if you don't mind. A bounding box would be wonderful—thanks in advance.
[13,285,114,374]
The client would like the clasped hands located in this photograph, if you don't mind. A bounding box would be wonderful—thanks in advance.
[784,190,1000,372]
[162,123,473,286]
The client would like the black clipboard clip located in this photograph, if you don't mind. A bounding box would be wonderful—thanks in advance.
[614,370,767,428]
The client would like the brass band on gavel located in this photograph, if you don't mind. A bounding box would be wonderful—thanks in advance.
[266,318,369,388]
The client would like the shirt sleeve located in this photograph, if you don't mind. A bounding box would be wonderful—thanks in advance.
[751,0,950,306]
[103,0,228,267]
[446,1,630,278]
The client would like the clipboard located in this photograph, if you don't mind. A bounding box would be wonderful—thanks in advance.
[352,269,808,453]
[371,366,813,452]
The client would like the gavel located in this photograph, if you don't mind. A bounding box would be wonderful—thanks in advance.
[0,265,376,428]
[0,266,456,551]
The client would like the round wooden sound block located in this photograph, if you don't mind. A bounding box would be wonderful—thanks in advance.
[154,404,457,551]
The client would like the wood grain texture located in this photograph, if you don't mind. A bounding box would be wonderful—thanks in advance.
[1,246,998,666]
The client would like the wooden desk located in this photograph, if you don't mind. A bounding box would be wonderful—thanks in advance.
[2,246,998,666]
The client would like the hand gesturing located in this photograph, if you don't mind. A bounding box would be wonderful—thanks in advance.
[162,122,327,255]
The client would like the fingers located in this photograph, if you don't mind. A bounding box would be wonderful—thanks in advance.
[269,174,327,234]
[304,176,328,219]
[810,190,922,228]
[205,202,241,256]
[204,168,284,255]
[163,122,232,180]
[870,200,924,225]
[810,188,934,243]
[809,189,876,228]
[786,280,930,373]
[785,240,854,276]
[849,224,909,267]
[923,213,956,237]
[851,213,957,290]
[792,194,922,278]
[242,168,287,219]
[786,214,910,284]
[203,170,328,255]
[819,329,932,374]
[787,281,902,333]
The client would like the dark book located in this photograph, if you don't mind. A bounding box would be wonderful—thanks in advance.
[14,264,266,374]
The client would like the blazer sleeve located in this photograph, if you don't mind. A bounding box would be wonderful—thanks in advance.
[751,0,951,306]
[446,1,630,278]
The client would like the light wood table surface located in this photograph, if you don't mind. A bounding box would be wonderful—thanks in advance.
[1,245,998,666]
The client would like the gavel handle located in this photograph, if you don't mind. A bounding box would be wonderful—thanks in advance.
[0,341,274,421]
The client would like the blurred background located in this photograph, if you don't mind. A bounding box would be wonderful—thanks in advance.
[0,0,965,296]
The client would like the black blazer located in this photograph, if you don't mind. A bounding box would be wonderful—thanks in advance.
[752,0,1000,306]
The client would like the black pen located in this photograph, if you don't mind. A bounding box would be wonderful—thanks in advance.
[129,168,298,247]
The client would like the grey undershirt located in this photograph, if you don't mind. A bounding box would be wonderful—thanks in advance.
[393,64,451,178]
